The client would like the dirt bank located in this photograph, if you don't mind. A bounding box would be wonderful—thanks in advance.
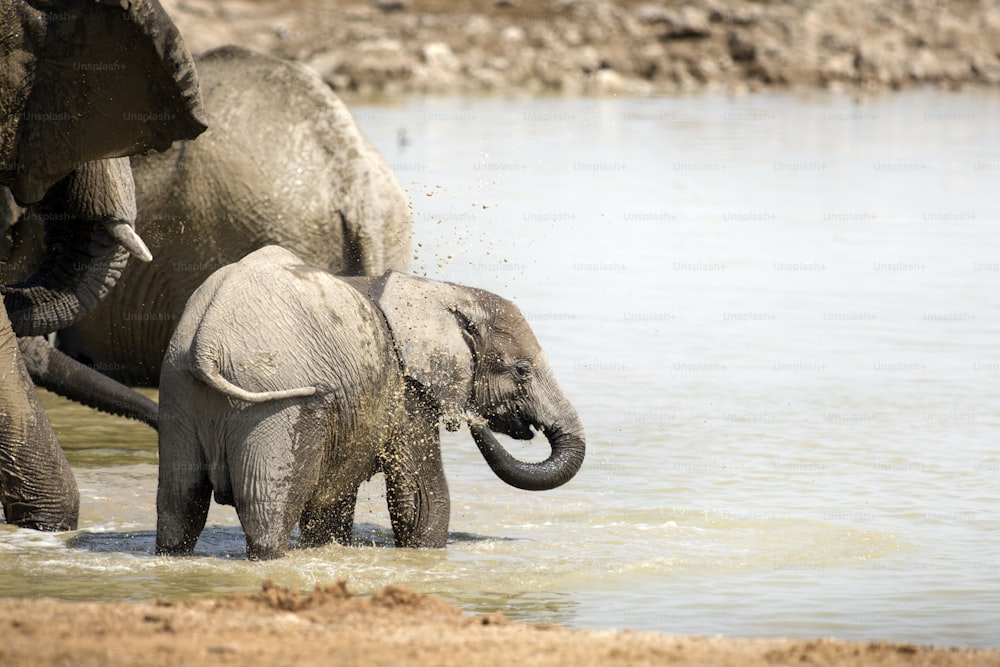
[2,581,997,667]
[161,0,1000,96]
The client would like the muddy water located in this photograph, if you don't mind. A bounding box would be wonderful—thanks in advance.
[4,90,1000,647]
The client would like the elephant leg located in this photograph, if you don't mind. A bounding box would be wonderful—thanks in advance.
[230,409,325,560]
[299,485,359,548]
[384,430,450,548]
[299,430,383,548]
[155,407,210,556]
[0,311,78,531]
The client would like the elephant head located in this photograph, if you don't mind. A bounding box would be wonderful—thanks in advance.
[0,0,204,531]
[1,0,207,335]
[1,0,206,204]
[371,271,586,491]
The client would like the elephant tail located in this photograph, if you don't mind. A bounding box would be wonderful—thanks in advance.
[192,365,317,404]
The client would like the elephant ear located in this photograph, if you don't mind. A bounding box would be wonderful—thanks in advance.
[3,0,207,204]
[370,271,474,431]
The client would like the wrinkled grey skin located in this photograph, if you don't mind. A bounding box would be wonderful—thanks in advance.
[44,45,412,387]
[3,176,160,429]
[0,0,205,530]
[156,246,585,560]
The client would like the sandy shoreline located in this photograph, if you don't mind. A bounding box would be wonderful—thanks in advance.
[2,581,998,667]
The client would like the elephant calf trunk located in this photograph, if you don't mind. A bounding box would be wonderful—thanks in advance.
[469,420,585,492]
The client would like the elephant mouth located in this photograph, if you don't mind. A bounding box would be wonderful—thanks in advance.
[482,414,537,441]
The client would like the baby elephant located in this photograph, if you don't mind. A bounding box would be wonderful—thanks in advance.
[156,246,585,559]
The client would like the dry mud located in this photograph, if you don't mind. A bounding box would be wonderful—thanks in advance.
[3,581,999,666]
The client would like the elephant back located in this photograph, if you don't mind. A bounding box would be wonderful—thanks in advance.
[176,246,395,401]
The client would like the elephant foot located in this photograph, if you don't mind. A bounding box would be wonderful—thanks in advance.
[6,511,78,533]
[1,479,80,532]
[246,538,289,561]
[395,536,448,549]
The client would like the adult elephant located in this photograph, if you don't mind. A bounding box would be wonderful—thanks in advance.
[156,246,585,560]
[47,45,413,387]
[0,0,205,530]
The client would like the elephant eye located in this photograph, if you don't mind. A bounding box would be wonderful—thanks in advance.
[513,359,533,382]
[452,308,478,337]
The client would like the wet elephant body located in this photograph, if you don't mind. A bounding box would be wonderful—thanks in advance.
[56,46,413,386]
[156,246,585,560]
[0,0,205,529]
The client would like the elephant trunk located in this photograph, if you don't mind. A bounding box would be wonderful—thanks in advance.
[19,336,159,430]
[2,159,150,337]
[470,414,585,492]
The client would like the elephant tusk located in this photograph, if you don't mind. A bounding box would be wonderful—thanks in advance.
[102,219,153,263]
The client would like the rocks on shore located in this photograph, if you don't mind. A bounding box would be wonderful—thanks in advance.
[164,0,1000,96]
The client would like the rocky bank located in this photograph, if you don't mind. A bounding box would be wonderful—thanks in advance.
[162,0,1000,97]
